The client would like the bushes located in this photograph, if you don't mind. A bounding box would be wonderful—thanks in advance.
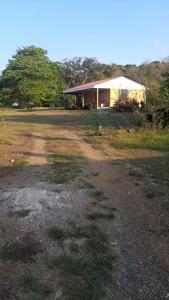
[114,95,139,112]
[146,108,169,129]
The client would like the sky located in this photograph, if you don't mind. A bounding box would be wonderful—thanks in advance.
[0,0,169,71]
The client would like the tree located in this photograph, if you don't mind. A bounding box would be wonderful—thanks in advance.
[0,46,63,107]
[160,72,169,106]
[60,57,114,88]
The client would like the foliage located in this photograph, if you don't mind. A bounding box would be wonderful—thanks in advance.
[147,108,169,129]
[1,49,169,107]
[0,46,63,107]
[60,57,169,92]
[61,57,169,108]
[160,72,169,106]
[17,271,52,299]
[114,95,139,112]
[60,57,114,87]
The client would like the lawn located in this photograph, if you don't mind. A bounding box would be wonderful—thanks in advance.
[1,107,169,201]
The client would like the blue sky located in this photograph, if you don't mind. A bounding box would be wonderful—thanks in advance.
[0,0,169,71]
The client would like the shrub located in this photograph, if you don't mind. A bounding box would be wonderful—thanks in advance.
[146,107,169,129]
[114,95,139,112]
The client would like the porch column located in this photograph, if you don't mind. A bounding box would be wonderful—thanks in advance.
[82,94,84,107]
[96,88,99,109]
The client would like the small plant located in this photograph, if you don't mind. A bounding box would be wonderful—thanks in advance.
[87,212,115,220]
[91,172,99,176]
[128,169,144,178]
[12,157,26,167]
[0,236,42,262]
[79,180,95,189]
[69,242,79,253]
[9,209,30,218]
[144,183,164,199]
[98,204,117,212]
[48,227,65,240]
[90,190,106,201]
[18,271,52,298]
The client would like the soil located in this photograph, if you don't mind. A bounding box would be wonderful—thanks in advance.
[0,126,169,300]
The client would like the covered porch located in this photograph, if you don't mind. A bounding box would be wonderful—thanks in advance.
[66,88,110,109]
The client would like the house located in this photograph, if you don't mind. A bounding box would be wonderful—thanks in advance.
[63,76,146,109]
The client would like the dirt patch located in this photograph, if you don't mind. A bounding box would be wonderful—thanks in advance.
[27,133,49,165]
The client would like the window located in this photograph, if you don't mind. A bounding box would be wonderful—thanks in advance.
[120,89,128,97]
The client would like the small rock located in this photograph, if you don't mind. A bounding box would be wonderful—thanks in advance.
[111,241,118,246]
[10,159,15,163]
[55,288,62,299]
[116,280,121,287]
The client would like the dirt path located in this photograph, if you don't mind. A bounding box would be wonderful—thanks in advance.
[60,129,169,300]
[28,133,48,165]
[0,126,168,300]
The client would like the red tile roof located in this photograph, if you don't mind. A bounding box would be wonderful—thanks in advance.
[64,77,115,93]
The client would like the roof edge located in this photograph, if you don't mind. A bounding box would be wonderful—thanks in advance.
[63,76,145,93]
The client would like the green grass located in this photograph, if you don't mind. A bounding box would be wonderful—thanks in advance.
[48,225,115,300]
[9,209,30,218]
[47,139,85,184]
[47,227,65,240]
[97,204,117,211]
[82,111,169,203]
[87,211,115,220]
[49,153,84,184]
[144,183,165,199]
[0,236,42,262]
[91,172,99,176]
[90,190,107,202]
[13,157,27,167]
[111,130,169,151]
[128,169,144,178]
[79,179,95,189]
[17,271,52,299]
[0,137,11,145]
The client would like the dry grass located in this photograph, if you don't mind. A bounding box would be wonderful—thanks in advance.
[46,137,85,183]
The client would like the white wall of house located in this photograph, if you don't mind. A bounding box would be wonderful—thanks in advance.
[95,77,145,90]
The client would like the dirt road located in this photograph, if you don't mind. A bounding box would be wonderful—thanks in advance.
[0,125,169,300]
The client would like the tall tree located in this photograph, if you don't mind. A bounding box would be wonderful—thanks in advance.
[160,71,169,106]
[60,57,114,88]
[0,46,62,107]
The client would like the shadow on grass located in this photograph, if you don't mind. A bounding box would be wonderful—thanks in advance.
[0,151,169,299]
[5,111,97,127]
[5,110,140,129]
[20,133,74,142]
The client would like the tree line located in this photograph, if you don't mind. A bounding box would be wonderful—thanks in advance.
[0,45,169,107]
